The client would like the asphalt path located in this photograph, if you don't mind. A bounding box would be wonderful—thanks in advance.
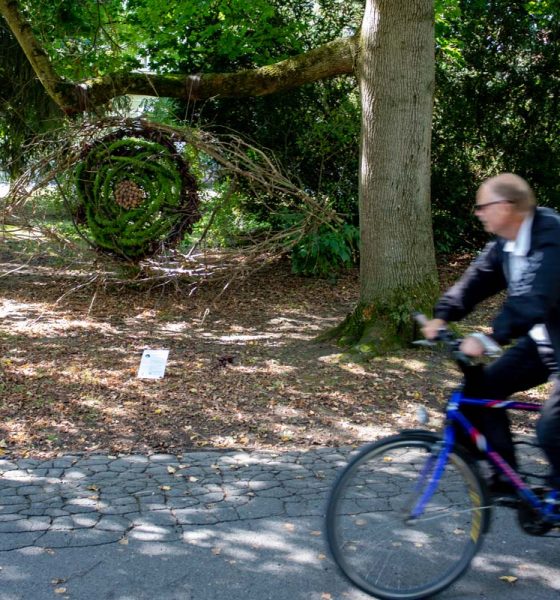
[0,447,557,600]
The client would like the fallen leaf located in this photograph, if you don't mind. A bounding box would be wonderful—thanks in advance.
[54,588,67,595]
[167,466,176,474]
[499,575,518,584]
[160,485,171,491]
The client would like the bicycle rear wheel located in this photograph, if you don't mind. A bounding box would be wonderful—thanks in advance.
[326,432,490,600]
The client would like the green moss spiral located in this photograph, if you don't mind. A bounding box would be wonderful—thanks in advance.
[74,123,199,259]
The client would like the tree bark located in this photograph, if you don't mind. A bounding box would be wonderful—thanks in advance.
[338,0,438,351]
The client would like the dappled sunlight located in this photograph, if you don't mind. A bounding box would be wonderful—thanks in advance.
[0,250,548,457]
[471,547,560,592]
[0,298,123,338]
[181,522,323,571]
[267,314,341,332]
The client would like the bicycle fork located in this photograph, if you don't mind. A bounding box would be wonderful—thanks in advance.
[407,439,451,522]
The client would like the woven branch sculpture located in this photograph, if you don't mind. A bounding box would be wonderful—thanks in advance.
[74,123,199,259]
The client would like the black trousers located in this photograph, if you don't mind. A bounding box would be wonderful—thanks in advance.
[460,336,560,486]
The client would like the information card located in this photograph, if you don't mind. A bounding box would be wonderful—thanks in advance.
[137,349,169,379]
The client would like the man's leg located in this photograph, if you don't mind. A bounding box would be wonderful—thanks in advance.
[461,336,550,469]
[536,379,560,489]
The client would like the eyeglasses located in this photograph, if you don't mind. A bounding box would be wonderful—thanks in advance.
[473,199,511,213]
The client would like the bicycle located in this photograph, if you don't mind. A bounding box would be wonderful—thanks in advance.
[325,315,560,600]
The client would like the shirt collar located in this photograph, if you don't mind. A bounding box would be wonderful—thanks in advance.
[503,213,534,256]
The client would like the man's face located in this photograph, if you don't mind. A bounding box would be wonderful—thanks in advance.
[473,187,516,237]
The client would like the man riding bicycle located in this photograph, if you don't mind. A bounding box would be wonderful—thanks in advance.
[423,173,560,496]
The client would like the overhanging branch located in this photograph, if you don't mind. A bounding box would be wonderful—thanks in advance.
[80,36,358,108]
[0,0,358,114]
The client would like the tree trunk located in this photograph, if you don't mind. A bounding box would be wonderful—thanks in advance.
[332,0,438,353]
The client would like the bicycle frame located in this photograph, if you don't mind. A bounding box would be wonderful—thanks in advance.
[410,388,560,523]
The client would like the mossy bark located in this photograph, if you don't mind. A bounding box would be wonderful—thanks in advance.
[319,277,439,355]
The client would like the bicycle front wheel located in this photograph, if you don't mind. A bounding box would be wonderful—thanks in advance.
[326,433,490,600]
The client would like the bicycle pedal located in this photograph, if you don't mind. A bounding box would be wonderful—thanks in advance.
[493,495,520,508]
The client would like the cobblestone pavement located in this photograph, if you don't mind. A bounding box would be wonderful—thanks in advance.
[0,445,558,600]
[0,449,348,551]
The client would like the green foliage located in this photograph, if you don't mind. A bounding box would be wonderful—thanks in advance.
[166,0,362,234]
[185,185,272,249]
[432,0,560,252]
[291,222,358,279]
[7,0,560,267]
[19,0,138,79]
[0,22,62,176]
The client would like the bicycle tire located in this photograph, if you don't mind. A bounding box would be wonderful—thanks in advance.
[326,432,490,600]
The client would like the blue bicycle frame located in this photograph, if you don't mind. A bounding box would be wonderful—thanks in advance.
[410,389,560,522]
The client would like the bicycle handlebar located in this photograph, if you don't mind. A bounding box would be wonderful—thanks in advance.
[412,312,503,365]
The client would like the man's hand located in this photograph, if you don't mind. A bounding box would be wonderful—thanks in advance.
[422,318,447,340]
[460,335,485,357]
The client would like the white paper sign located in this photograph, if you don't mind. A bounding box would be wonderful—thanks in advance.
[137,349,169,379]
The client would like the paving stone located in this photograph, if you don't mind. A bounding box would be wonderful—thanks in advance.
[71,514,100,529]
[51,516,75,531]
[0,517,50,533]
[1,470,34,481]
[0,513,24,522]
[165,497,200,510]
[0,448,359,553]
[45,509,69,518]
[36,528,122,548]
[235,497,284,520]
[15,485,48,496]
[46,469,64,477]
[173,508,218,526]
[0,494,29,505]
[96,515,130,532]
[62,469,90,480]
[0,531,42,551]
[0,460,20,471]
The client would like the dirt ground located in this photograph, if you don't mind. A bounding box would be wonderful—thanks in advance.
[0,242,546,459]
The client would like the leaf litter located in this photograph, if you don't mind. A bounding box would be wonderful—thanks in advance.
[0,248,543,458]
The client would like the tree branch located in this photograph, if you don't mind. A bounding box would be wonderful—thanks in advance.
[80,36,358,108]
[0,0,358,113]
